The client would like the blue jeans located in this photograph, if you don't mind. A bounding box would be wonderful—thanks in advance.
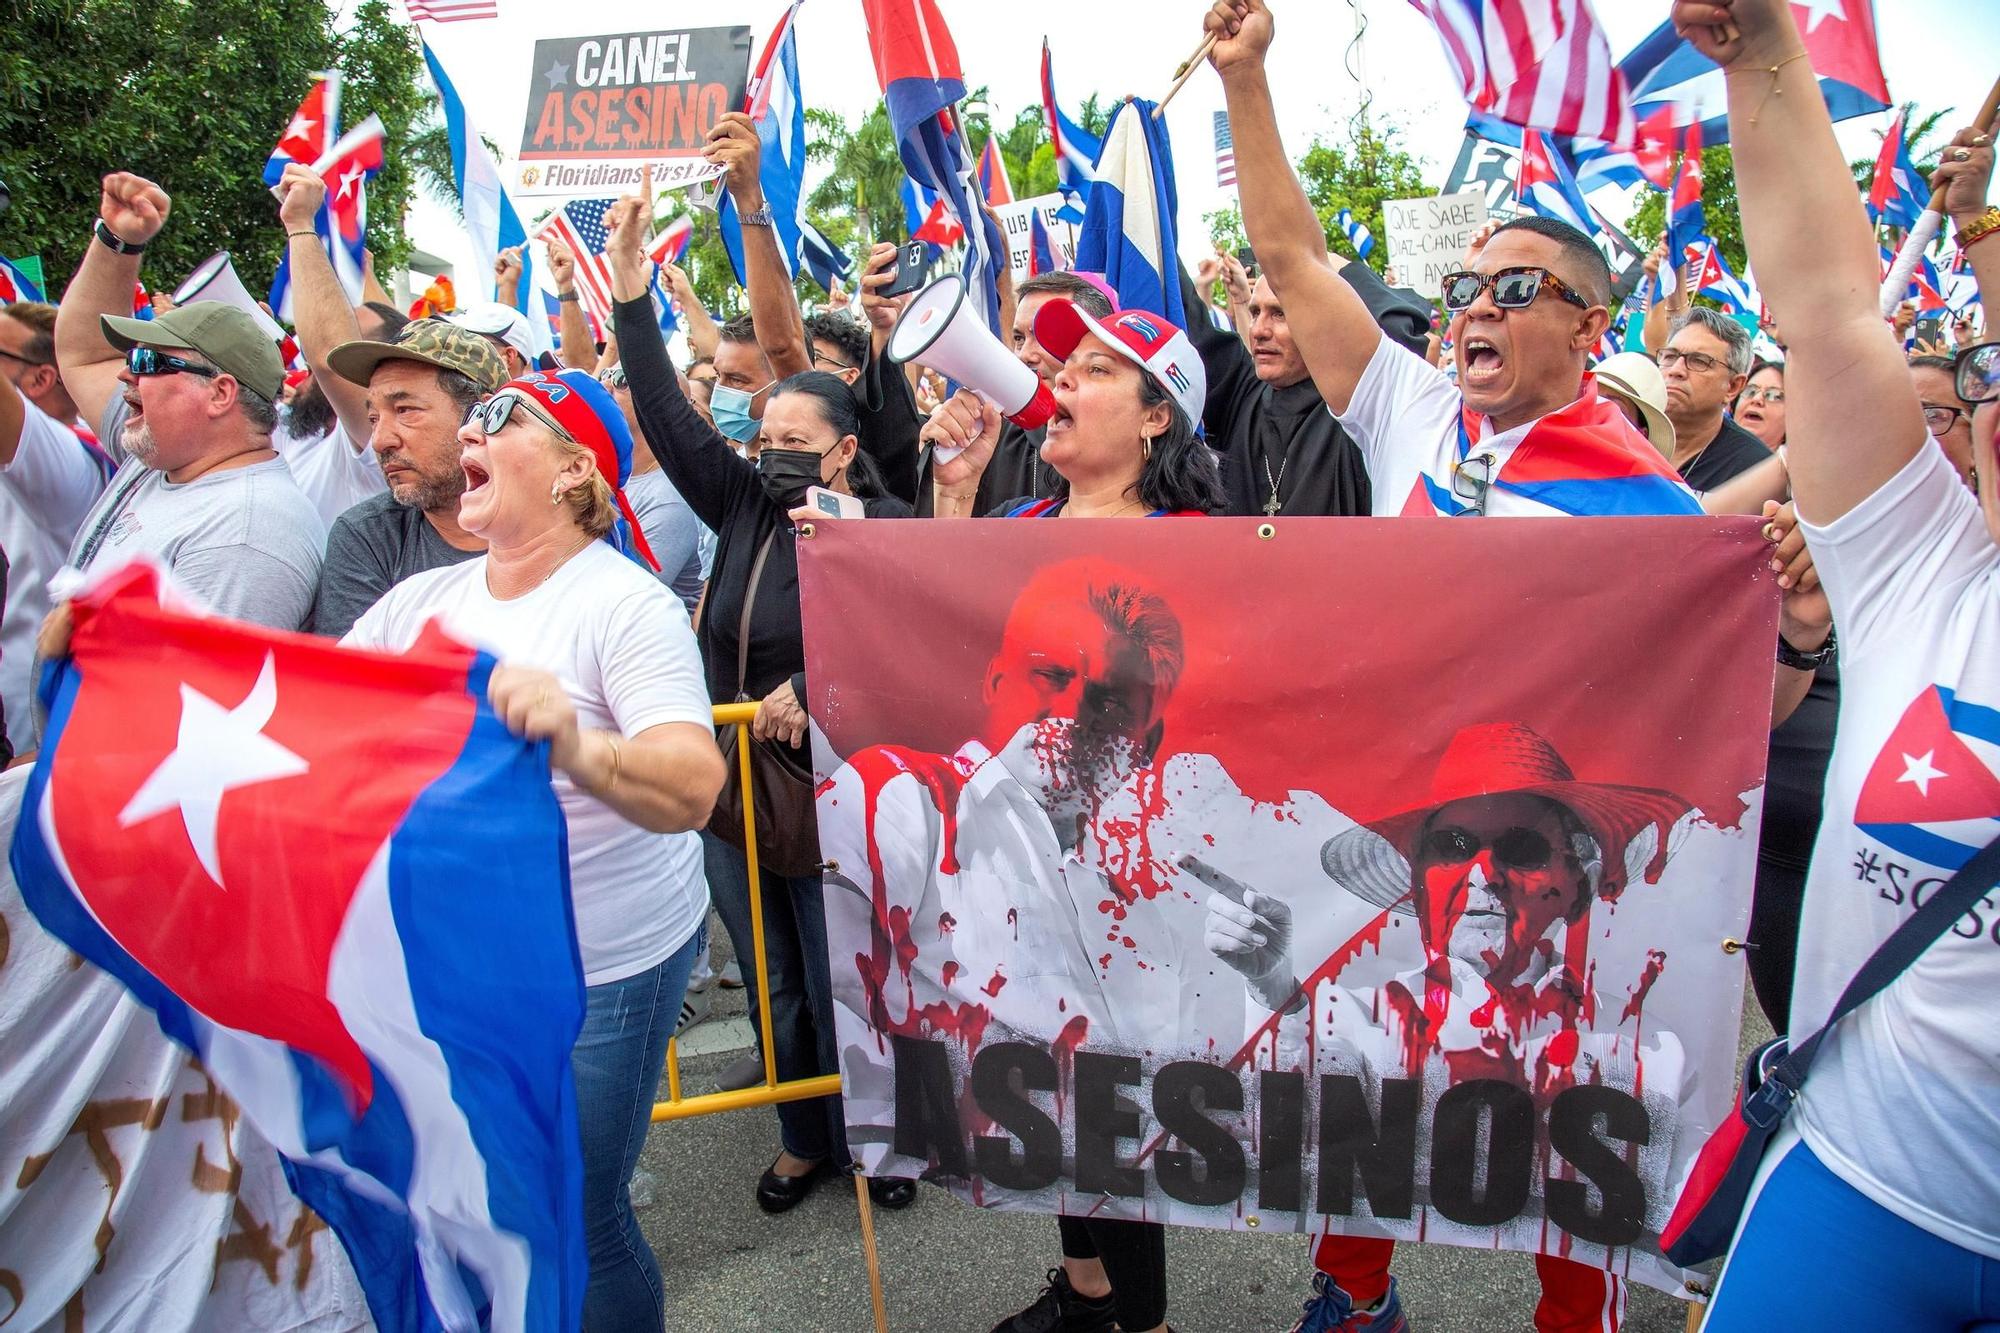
[1706,1132,2000,1331]
[701,833,845,1164]
[572,925,705,1332]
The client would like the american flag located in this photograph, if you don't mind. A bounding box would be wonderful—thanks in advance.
[1409,0,1633,147]
[535,198,618,323]
[405,0,497,21]
[1214,110,1237,188]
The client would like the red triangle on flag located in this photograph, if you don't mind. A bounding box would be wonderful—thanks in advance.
[1854,686,2000,826]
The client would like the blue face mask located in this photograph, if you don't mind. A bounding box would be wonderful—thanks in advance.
[709,381,768,443]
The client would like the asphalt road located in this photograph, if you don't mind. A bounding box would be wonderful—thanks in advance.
[636,916,1751,1332]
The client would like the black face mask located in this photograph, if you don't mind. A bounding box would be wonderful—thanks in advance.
[757,445,833,510]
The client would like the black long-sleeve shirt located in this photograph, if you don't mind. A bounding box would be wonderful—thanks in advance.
[614,296,911,710]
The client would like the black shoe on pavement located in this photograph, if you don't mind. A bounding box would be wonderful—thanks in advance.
[865,1175,918,1210]
[988,1267,1117,1333]
[754,1155,828,1214]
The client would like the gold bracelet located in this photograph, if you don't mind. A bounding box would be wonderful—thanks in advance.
[1724,49,1811,125]
[1957,206,2000,252]
[601,731,622,792]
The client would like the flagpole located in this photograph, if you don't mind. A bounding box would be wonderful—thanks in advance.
[1880,75,2000,317]
[1153,32,1218,120]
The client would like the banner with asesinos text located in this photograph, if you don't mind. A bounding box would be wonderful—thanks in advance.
[801,518,1776,1299]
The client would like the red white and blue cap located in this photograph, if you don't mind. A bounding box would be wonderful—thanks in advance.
[499,369,660,572]
[1032,300,1206,428]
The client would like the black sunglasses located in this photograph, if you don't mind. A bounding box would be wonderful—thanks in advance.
[126,347,218,379]
[464,390,574,442]
[1956,342,1999,406]
[1422,825,1555,872]
[1440,266,1592,315]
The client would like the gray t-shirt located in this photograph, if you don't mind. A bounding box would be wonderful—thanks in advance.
[309,491,481,638]
[70,401,324,632]
[625,467,705,615]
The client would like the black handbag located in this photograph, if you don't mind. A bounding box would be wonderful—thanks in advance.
[709,530,822,878]
[1661,829,2000,1265]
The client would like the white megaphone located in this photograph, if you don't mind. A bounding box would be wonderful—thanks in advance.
[172,252,290,346]
[886,273,1056,461]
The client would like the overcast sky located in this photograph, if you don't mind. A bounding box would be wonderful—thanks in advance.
[400,0,1999,290]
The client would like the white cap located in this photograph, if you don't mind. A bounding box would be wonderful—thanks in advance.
[446,302,535,363]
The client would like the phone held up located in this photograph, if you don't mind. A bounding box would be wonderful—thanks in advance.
[806,486,866,521]
[878,242,931,299]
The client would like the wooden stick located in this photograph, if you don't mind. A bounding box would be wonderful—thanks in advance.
[1154,31,1218,120]
[854,1173,890,1333]
[1928,74,2000,211]
[1685,1298,1706,1333]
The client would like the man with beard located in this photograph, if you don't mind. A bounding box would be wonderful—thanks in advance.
[51,171,322,633]
[305,320,508,637]
[277,300,406,528]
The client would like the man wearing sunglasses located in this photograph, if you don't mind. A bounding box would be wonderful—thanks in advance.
[50,172,323,640]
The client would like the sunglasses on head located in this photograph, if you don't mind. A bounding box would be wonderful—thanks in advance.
[463,390,573,442]
[1956,342,1999,406]
[126,347,218,379]
[1422,825,1555,872]
[1440,267,1591,315]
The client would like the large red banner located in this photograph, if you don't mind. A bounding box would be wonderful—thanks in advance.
[801,517,1776,1297]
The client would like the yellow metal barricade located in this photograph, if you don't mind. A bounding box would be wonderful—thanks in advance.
[653,701,842,1122]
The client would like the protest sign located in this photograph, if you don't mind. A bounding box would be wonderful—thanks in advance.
[515,26,752,198]
[801,518,1776,1299]
[1382,191,1490,299]
[992,194,1079,281]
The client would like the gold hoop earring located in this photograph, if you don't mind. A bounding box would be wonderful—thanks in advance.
[1141,435,1153,462]
[550,480,564,506]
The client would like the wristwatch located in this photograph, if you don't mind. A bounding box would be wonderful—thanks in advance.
[738,204,774,228]
[556,291,581,303]
[1776,627,1837,671]
[93,219,145,255]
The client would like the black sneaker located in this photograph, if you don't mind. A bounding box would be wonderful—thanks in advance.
[989,1268,1117,1333]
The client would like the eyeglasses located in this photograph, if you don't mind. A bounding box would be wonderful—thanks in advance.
[598,367,628,391]
[1659,347,1729,375]
[126,347,218,380]
[1738,384,1785,404]
[464,390,573,442]
[1956,342,1999,406]
[1438,267,1591,315]
[810,352,857,375]
[1923,404,1968,436]
[1422,825,1554,872]
[1450,452,1494,516]
[0,347,49,369]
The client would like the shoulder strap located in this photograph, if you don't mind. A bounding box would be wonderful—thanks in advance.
[72,462,152,570]
[733,529,778,700]
[1770,830,2000,1096]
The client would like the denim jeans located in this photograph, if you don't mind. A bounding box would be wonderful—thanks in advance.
[572,924,705,1332]
[701,833,846,1164]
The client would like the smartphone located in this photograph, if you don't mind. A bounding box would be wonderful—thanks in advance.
[1236,246,1257,274]
[806,485,865,521]
[879,241,930,298]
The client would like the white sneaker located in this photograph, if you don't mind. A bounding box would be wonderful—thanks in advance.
[674,987,712,1037]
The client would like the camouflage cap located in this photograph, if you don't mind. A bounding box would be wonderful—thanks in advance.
[326,317,509,393]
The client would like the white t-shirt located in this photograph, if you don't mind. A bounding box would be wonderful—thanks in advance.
[343,540,712,986]
[1336,336,1699,518]
[1791,442,2000,1260]
[283,423,387,531]
[0,398,106,751]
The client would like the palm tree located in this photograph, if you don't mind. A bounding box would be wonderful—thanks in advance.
[806,100,909,245]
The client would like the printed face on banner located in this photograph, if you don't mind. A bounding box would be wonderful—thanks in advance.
[515,27,751,197]
[801,519,1775,1297]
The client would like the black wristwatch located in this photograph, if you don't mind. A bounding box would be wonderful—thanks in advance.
[93,219,145,255]
[1777,626,1837,671]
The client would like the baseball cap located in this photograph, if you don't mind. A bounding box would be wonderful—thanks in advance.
[1592,352,1676,461]
[100,301,286,401]
[446,302,536,363]
[326,318,509,393]
[1032,300,1206,428]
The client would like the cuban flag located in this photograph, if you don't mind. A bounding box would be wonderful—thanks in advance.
[651,214,694,269]
[1041,39,1101,221]
[1075,98,1185,329]
[1336,209,1375,260]
[1855,685,2000,873]
[1464,111,1673,197]
[421,40,551,359]
[1027,210,1062,277]
[1667,123,1707,277]
[270,116,386,321]
[263,72,340,188]
[0,256,43,304]
[1879,244,1948,313]
[862,0,1008,334]
[902,176,964,250]
[1694,241,1758,317]
[1619,5,1890,148]
[1516,132,1597,236]
[719,1,808,285]
[11,560,587,1331]
[1868,106,1927,229]
[1416,391,1702,517]
[801,219,854,295]
[977,136,1014,206]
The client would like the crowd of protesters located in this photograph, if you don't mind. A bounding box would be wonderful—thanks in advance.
[1,0,1995,1327]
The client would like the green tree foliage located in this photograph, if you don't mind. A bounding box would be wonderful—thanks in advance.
[1204,115,1427,277]
[0,0,424,297]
